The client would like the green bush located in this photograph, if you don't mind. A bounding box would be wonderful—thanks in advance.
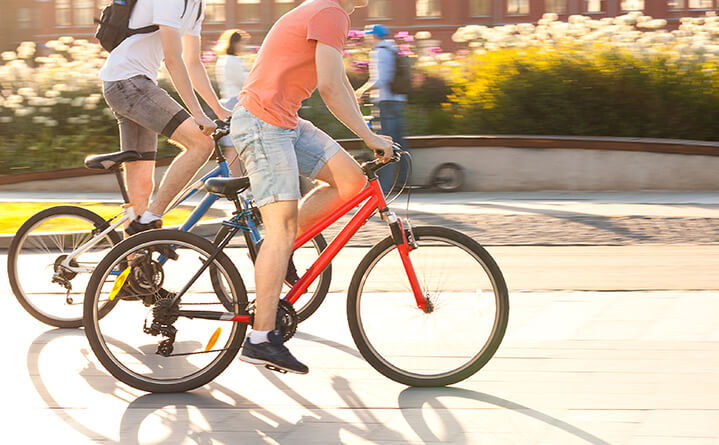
[446,46,719,140]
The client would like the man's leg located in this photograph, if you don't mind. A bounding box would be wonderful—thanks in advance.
[377,101,399,194]
[146,118,215,216]
[253,201,298,330]
[297,150,367,236]
[293,119,367,237]
[124,161,155,216]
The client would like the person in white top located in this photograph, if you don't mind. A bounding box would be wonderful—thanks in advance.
[213,29,250,171]
[100,0,231,234]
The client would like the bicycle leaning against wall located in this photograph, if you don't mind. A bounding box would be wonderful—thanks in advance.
[6,120,332,328]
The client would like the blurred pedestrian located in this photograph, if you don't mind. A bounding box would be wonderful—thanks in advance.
[355,24,410,194]
[213,28,251,176]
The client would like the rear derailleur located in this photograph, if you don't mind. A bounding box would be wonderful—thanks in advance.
[143,297,179,357]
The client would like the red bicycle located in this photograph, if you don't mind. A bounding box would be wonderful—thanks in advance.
[82,150,509,393]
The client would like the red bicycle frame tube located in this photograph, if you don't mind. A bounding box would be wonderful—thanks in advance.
[230,177,427,322]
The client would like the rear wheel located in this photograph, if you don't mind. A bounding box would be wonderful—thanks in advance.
[7,205,122,328]
[347,226,508,387]
[212,226,332,322]
[83,230,248,393]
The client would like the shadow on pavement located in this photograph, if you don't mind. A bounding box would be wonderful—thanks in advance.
[398,387,612,444]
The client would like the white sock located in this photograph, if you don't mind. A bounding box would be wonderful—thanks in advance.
[138,211,162,224]
[249,330,270,344]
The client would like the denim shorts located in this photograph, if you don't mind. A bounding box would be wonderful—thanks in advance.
[103,75,191,159]
[230,105,341,207]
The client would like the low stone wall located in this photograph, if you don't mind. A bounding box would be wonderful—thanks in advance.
[2,135,719,192]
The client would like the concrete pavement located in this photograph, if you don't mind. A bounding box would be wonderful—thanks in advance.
[1,192,719,444]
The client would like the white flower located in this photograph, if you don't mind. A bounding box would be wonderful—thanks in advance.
[415,31,432,40]
[0,117,13,124]
[2,51,17,61]
[44,119,58,127]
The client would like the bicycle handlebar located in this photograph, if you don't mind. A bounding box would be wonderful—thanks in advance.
[211,117,232,142]
[361,143,403,175]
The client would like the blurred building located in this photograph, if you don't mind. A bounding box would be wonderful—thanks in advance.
[1,0,717,51]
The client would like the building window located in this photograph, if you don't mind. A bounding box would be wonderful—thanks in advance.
[507,0,529,14]
[18,8,33,29]
[274,0,295,19]
[545,0,567,13]
[688,0,712,8]
[56,0,71,26]
[416,0,441,17]
[667,0,682,8]
[584,0,606,12]
[469,0,491,16]
[237,0,260,22]
[205,0,226,22]
[621,0,644,10]
[368,0,391,18]
[74,0,95,26]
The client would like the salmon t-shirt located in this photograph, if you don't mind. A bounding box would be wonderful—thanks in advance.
[238,0,350,129]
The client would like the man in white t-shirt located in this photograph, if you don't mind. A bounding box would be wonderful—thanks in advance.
[100,0,231,234]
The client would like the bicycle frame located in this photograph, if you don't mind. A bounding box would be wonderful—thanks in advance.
[174,174,429,325]
[58,151,243,275]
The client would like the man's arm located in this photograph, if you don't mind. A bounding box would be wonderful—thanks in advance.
[182,34,231,121]
[159,26,215,135]
[316,43,393,161]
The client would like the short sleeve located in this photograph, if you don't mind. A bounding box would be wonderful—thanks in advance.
[152,0,184,29]
[306,7,350,53]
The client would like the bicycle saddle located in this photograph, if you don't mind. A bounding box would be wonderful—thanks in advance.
[84,151,142,170]
[205,177,251,198]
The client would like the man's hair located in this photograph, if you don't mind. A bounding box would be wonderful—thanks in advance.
[213,29,251,56]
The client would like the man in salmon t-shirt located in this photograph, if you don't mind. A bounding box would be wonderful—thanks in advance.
[231,0,393,374]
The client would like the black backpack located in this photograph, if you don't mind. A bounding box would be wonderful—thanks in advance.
[390,50,412,96]
[95,0,202,53]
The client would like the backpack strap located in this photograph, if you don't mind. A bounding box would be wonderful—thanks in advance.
[128,24,159,36]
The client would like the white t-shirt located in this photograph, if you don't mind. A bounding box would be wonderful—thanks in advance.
[215,55,248,100]
[99,0,204,83]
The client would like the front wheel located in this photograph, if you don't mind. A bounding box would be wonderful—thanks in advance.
[347,226,509,387]
[83,230,248,393]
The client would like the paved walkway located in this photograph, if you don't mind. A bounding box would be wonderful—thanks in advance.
[2,193,719,444]
[5,191,719,246]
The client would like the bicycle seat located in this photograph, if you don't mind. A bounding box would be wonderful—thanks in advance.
[205,177,251,198]
[84,151,142,170]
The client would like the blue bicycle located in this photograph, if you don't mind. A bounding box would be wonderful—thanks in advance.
[7,120,331,328]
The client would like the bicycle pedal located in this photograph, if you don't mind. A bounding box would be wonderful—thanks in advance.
[264,364,288,374]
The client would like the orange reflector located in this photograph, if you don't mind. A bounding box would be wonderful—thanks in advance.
[109,267,131,301]
[205,327,222,351]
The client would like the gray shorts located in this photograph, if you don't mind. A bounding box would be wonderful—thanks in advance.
[102,75,191,160]
[230,105,341,207]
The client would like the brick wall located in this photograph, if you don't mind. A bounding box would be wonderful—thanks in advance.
[1,0,717,51]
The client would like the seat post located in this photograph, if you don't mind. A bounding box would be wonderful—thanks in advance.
[113,167,131,205]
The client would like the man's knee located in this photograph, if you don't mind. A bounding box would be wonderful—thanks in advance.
[336,168,367,201]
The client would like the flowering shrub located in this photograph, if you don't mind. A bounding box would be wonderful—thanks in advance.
[442,12,719,138]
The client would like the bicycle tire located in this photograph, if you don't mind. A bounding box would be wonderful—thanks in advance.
[211,226,332,322]
[7,205,122,328]
[83,229,248,393]
[346,226,509,387]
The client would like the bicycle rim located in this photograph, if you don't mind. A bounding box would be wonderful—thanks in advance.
[86,236,246,391]
[10,208,118,326]
[348,227,508,386]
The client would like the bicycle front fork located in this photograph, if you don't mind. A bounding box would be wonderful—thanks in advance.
[380,210,432,313]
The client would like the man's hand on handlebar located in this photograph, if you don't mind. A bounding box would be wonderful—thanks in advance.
[365,133,394,163]
[215,106,232,122]
[194,113,217,136]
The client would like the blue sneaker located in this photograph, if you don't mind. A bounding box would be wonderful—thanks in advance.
[239,330,309,374]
